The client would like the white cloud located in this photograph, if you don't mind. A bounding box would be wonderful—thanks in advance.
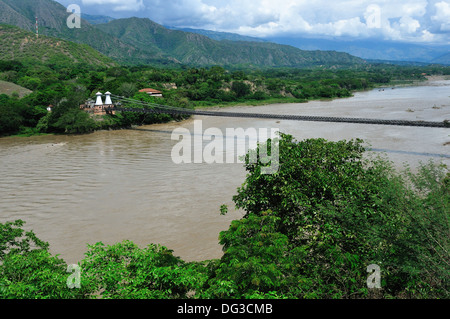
[160,0,441,42]
[55,0,449,43]
[432,1,450,32]
[399,16,421,34]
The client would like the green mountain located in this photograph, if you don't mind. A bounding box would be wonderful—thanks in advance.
[96,17,365,67]
[0,24,115,68]
[0,0,172,66]
[0,0,366,68]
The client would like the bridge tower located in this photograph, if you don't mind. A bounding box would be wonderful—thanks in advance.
[104,91,116,115]
[104,92,113,105]
[94,92,104,114]
[95,92,103,106]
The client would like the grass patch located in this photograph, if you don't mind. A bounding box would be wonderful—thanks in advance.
[0,80,32,98]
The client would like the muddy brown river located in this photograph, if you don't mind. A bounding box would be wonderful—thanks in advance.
[1,79,449,264]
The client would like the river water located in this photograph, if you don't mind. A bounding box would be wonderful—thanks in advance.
[1,79,449,264]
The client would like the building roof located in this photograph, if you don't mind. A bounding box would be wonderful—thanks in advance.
[139,88,162,94]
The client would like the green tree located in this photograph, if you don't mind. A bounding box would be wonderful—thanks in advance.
[231,81,251,99]
[17,76,41,91]
[0,220,92,299]
[0,100,22,135]
[223,134,449,298]
[48,96,96,134]
[80,241,208,299]
[118,82,137,98]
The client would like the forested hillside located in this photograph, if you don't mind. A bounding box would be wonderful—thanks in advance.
[0,0,175,66]
[0,0,365,68]
[96,17,365,68]
[0,24,116,68]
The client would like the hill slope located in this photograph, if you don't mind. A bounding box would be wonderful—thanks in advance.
[0,0,173,66]
[0,24,116,68]
[96,17,366,67]
[0,79,32,97]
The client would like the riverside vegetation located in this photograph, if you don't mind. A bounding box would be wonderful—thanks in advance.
[1,53,450,136]
[0,134,449,299]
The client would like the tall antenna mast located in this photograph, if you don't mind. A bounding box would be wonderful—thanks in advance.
[35,16,39,38]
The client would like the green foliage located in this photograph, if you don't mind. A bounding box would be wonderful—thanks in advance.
[0,220,49,259]
[80,241,208,299]
[204,211,292,298]
[118,82,137,98]
[0,102,22,134]
[0,220,89,299]
[17,76,41,91]
[226,134,449,298]
[231,81,251,98]
[47,96,96,134]
[0,93,47,135]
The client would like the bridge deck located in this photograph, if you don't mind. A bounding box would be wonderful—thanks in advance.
[106,106,449,128]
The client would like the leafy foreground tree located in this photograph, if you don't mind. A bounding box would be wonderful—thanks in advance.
[212,134,449,298]
[0,221,208,299]
[0,135,448,299]
[0,220,92,298]
[79,241,208,299]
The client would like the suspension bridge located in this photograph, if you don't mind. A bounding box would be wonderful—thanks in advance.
[97,93,449,129]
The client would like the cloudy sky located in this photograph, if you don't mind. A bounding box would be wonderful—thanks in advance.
[55,0,450,44]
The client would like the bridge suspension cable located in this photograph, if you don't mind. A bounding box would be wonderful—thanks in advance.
[106,94,449,128]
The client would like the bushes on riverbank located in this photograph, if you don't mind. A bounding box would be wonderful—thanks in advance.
[1,135,448,299]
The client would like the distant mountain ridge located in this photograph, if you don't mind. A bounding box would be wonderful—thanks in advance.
[96,17,365,67]
[168,24,449,65]
[264,36,450,65]
[81,14,115,25]
[432,52,450,65]
[0,0,367,68]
